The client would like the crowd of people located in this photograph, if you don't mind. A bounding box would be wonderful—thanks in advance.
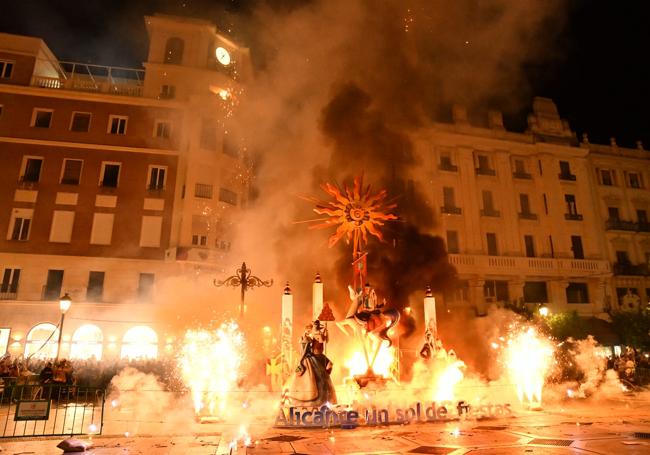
[607,348,650,384]
[0,355,181,393]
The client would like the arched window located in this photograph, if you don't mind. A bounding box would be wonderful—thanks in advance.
[164,37,184,64]
[70,324,103,360]
[25,323,59,359]
[121,326,158,359]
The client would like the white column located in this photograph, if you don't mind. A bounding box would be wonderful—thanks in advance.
[424,285,437,340]
[312,272,323,320]
[281,282,294,381]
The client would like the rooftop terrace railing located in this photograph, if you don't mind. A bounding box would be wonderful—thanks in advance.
[30,60,144,97]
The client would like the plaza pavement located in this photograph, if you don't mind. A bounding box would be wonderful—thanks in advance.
[1,397,650,454]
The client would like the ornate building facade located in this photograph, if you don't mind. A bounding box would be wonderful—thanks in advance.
[0,15,251,359]
[423,98,649,317]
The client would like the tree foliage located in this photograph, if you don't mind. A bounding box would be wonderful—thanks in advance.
[608,310,650,351]
[544,310,589,341]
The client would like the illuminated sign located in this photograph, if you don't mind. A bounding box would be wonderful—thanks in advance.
[275,400,512,428]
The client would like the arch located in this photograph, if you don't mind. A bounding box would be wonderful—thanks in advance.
[164,37,184,64]
[24,323,59,359]
[70,324,103,360]
[120,325,158,360]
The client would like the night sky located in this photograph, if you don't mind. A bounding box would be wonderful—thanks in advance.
[2,0,649,147]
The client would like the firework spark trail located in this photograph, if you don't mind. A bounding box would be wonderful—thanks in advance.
[179,321,245,417]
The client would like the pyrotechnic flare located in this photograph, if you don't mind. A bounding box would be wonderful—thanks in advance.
[501,326,554,406]
[179,321,245,418]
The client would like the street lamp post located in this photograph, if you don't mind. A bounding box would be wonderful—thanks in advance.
[214,262,273,318]
[56,293,72,361]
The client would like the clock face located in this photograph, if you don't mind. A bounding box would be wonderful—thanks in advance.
[215,47,231,66]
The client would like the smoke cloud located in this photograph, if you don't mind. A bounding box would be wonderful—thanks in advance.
[226,0,567,338]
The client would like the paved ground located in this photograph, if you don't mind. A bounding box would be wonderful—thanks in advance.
[2,398,650,454]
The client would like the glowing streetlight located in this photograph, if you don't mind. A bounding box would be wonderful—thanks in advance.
[56,293,72,360]
[539,306,549,317]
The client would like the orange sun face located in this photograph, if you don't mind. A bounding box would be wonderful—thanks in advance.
[302,175,397,258]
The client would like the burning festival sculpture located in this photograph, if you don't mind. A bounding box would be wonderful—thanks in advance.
[300,175,400,390]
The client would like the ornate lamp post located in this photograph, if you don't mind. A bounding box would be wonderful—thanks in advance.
[56,293,72,360]
[214,262,273,318]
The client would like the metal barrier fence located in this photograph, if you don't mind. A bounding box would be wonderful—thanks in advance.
[0,380,105,438]
[635,367,650,386]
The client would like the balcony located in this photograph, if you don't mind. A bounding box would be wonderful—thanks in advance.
[613,262,649,276]
[518,212,538,220]
[175,246,227,264]
[565,213,583,221]
[438,162,458,172]
[476,167,496,176]
[559,172,577,181]
[30,61,144,98]
[605,219,637,231]
[480,209,501,217]
[448,253,611,277]
[441,206,462,215]
[512,171,532,180]
[0,291,18,300]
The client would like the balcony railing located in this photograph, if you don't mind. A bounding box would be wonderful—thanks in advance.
[606,219,638,231]
[613,262,650,276]
[512,171,532,180]
[518,212,538,220]
[565,213,583,221]
[0,291,18,300]
[639,222,650,232]
[441,206,462,215]
[480,209,501,217]
[30,61,145,98]
[559,172,577,181]
[476,167,496,176]
[448,253,611,277]
[438,163,458,172]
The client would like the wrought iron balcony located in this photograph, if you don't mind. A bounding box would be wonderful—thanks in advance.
[512,171,532,180]
[518,212,538,220]
[476,167,496,176]
[605,219,637,231]
[438,162,458,172]
[613,262,650,276]
[638,222,650,232]
[559,172,577,181]
[480,209,501,217]
[0,291,18,300]
[565,213,583,221]
[441,206,462,215]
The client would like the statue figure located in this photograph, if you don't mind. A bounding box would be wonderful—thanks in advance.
[345,283,399,346]
[419,329,436,359]
[283,320,337,407]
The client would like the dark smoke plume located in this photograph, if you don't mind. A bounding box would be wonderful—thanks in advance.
[321,83,456,337]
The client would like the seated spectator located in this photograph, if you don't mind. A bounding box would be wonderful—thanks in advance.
[53,361,67,384]
[39,362,54,384]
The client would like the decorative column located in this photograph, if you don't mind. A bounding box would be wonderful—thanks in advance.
[280,282,293,382]
[507,278,525,305]
[423,285,437,342]
[469,277,486,316]
[312,272,323,321]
